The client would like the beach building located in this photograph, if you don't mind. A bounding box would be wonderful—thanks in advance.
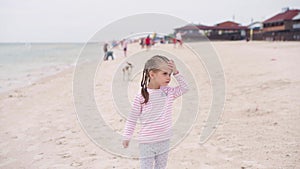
[262,8,300,41]
[174,21,248,41]
[205,21,248,40]
[173,24,207,41]
[247,22,263,40]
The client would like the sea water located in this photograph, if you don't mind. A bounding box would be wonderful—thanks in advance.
[0,43,103,93]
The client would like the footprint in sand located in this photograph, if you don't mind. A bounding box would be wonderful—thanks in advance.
[55,136,67,145]
[57,152,71,158]
[33,153,44,161]
[70,161,83,167]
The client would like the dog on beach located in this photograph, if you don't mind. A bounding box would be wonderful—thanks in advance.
[122,62,133,81]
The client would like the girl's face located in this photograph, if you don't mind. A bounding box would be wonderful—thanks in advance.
[149,67,172,87]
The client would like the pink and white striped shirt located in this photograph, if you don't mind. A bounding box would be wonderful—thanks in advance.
[123,73,188,143]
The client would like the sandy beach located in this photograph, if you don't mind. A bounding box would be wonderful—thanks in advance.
[0,41,299,169]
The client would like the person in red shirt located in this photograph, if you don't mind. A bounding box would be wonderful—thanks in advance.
[145,35,151,51]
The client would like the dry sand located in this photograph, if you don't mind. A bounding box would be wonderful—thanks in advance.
[0,41,299,169]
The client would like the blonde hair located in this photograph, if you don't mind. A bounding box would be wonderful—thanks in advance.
[141,55,169,104]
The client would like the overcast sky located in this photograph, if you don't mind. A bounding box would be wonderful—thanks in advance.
[1,0,299,42]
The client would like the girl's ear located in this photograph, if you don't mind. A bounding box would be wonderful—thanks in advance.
[149,70,155,79]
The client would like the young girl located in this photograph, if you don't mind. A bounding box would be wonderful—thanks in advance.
[122,55,189,169]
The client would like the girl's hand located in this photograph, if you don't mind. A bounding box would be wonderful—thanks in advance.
[168,60,179,75]
[123,140,130,148]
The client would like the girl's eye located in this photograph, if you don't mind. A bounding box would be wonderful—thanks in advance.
[163,72,168,75]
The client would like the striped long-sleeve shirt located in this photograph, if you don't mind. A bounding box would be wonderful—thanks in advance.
[123,73,189,143]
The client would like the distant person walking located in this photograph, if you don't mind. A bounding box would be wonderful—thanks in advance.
[103,43,114,61]
[103,43,108,54]
[145,35,151,51]
[140,38,145,49]
[122,39,128,57]
[175,32,183,47]
[152,32,157,45]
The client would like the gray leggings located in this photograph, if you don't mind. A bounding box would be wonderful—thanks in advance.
[139,139,170,169]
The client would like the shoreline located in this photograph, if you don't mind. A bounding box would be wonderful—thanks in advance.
[0,65,75,97]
